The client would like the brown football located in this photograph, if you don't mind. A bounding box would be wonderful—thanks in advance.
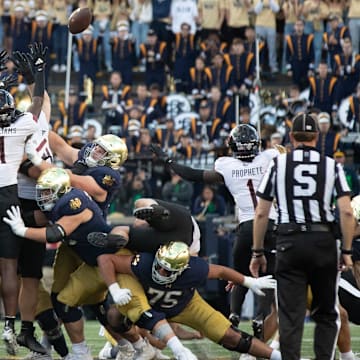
[68,7,92,34]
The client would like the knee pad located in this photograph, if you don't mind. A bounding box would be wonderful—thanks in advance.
[88,301,110,327]
[135,309,166,331]
[51,292,82,324]
[222,327,253,354]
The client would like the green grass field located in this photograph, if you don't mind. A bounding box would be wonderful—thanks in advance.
[0,321,359,359]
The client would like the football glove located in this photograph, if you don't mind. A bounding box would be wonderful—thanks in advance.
[27,42,47,72]
[243,275,277,296]
[108,283,132,306]
[11,51,35,84]
[3,205,28,237]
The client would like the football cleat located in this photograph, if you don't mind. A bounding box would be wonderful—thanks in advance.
[154,349,170,360]
[133,205,170,221]
[133,338,155,360]
[239,355,256,360]
[22,351,53,359]
[17,331,48,354]
[115,343,136,360]
[2,326,18,355]
[175,347,197,360]
[98,341,115,359]
[87,232,128,248]
[228,313,241,328]
[252,319,264,341]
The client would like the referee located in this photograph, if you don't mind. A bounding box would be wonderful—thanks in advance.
[250,113,355,360]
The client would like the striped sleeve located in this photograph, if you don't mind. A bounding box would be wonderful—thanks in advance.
[256,158,276,201]
[334,163,351,198]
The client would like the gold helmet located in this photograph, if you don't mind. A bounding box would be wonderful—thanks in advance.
[85,134,128,169]
[36,168,71,212]
[351,195,360,222]
[152,241,190,285]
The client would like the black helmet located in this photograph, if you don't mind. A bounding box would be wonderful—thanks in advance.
[0,90,15,128]
[228,124,259,160]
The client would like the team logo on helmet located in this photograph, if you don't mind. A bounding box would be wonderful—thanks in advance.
[228,124,260,160]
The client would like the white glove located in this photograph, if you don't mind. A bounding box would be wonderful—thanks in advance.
[25,136,43,166]
[108,283,132,306]
[3,205,28,237]
[243,275,277,296]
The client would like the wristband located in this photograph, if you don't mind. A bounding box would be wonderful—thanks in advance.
[252,253,264,259]
[341,248,353,255]
[252,247,265,254]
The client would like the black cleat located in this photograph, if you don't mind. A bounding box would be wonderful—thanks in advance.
[133,205,170,221]
[17,331,47,354]
[252,318,264,341]
[228,313,241,328]
[87,232,128,248]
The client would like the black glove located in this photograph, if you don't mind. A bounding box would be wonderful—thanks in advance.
[27,42,47,72]
[0,50,8,72]
[150,143,171,163]
[11,51,34,84]
[0,74,18,91]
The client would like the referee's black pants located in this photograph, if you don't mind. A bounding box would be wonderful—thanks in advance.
[231,219,276,319]
[276,231,340,360]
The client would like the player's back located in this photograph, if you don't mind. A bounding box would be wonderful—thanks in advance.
[215,149,277,223]
[0,112,38,187]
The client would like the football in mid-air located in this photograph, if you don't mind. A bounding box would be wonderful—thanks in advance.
[68,7,92,34]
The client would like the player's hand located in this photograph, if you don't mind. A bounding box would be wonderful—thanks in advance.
[340,254,353,272]
[150,143,171,163]
[249,254,267,278]
[243,275,277,296]
[25,136,43,166]
[27,42,47,72]
[0,50,8,72]
[0,74,18,91]
[11,51,35,84]
[2,205,28,237]
[108,283,132,306]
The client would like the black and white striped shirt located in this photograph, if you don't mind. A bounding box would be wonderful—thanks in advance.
[257,145,351,224]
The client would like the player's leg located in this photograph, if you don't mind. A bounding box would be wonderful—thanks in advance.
[0,184,22,355]
[169,291,281,359]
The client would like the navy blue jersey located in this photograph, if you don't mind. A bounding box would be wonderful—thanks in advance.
[48,188,116,266]
[131,253,209,317]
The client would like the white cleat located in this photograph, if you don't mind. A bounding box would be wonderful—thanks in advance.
[115,343,136,360]
[71,345,93,360]
[2,326,18,355]
[99,341,115,359]
[154,348,170,360]
[175,347,198,360]
[239,355,256,360]
[134,339,155,360]
[22,351,53,359]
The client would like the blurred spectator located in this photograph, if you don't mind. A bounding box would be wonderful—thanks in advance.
[309,61,339,116]
[346,82,360,131]
[6,3,30,53]
[75,25,99,93]
[208,52,234,97]
[101,71,131,132]
[92,0,113,72]
[111,0,131,31]
[174,132,195,161]
[125,170,153,212]
[334,150,360,196]
[151,0,172,44]
[170,0,198,35]
[347,0,360,54]
[173,22,196,93]
[285,19,315,90]
[162,170,194,209]
[254,0,280,74]
[240,106,251,125]
[208,85,232,123]
[322,13,350,70]
[244,25,266,70]
[189,56,211,103]
[123,105,146,133]
[270,131,283,146]
[199,32,227,66]
[223,0,250,43]
[55,87,88,131]
[135,128,153,155]
[49,0,71,73]
[302,0,329,68]
[316,111,341,157]
[154,118,178,151]
[125,118,141,153]
[197,0,224,41]
[193,184,226,221]
[110,21,136,85]
[67,125,85,149]
[139,28,167,89]
[333,38,360,101]
[327,0,347,27]
[129,0,152,57]
[191,134,215,167]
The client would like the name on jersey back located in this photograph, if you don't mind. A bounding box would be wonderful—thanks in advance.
[232,166,264,178]
[0,127,16,135]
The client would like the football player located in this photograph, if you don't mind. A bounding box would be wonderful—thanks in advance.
[151,124,279,333]
[0,48,42,355]
[87,241,282,360]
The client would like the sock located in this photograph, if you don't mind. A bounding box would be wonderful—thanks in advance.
[5,316,15,330]
[132,337,144,350]
[20,321,34,334]
[166,336,184,356]
[270,349,282,360]
[110,345,120,357]
[269,339,280,350]
[340,351,355,360]
[72,341,88,354]
[50,333,69,357]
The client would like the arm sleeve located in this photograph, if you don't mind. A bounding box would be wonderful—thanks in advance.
[169,162,205,182]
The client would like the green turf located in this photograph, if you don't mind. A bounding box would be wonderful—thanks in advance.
[0,321,359,359]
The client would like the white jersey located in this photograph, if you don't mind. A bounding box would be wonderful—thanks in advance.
[0,112,39,187]
[215,149,278,223]
[17,111,52,200]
